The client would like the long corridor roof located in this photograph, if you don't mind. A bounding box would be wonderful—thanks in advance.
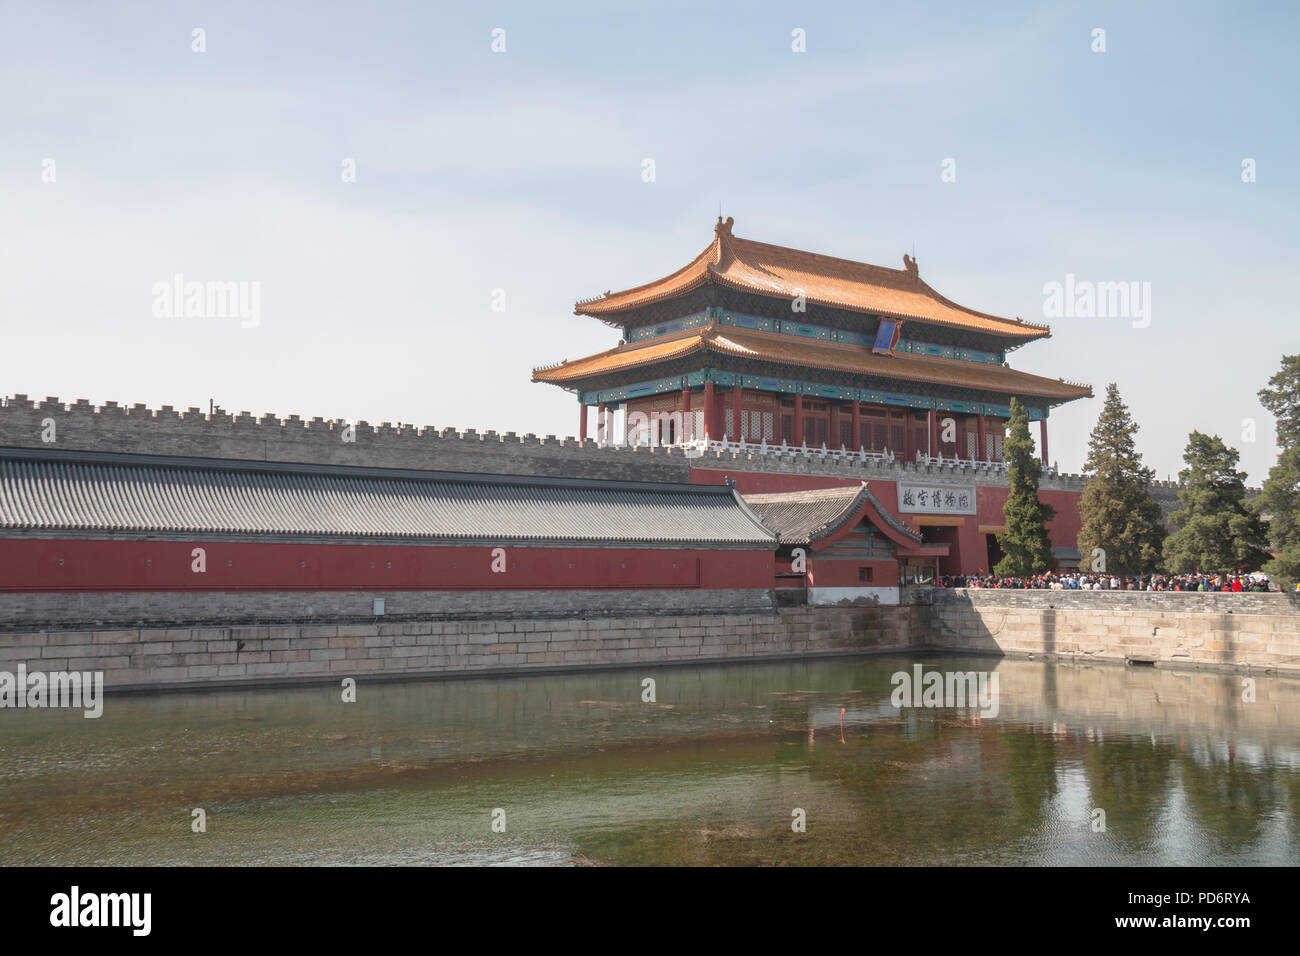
[0,449,777,548]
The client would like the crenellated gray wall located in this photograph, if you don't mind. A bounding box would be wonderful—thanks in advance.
[0,395,1195,511]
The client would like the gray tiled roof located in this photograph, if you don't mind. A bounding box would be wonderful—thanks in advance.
[0,450,777,548]
[742,483,921,546]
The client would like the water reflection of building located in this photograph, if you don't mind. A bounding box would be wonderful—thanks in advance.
[795,660,1299,862]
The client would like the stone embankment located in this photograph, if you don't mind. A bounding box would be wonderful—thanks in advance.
[1,605,927,693]
[920,588,1300,674]
[4,590,1297,692]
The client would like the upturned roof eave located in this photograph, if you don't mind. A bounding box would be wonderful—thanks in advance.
[576,273,1050,343]
[571,222,1051,343]
[536,328,1092,403]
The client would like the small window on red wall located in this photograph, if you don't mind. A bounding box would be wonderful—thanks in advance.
[858,567,874,583]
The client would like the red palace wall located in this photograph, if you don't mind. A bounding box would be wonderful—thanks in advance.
[0,539,773,593]
[773,553,899,587]
[807,557,901,588]
[694,469,1084,576]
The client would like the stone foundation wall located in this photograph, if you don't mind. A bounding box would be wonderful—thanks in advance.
[6,587,1299,693]
[924,589,1300,674]
[0,587,774,630]
[0,605,926,692]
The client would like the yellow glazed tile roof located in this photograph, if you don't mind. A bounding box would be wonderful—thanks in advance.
[534,323,1091,401]
[573,217,1051,341]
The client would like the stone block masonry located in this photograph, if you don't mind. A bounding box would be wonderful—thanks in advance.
[0,587,774,630]
[923,589,1300,674]
[4,589,1297,691]
[0,606,927,692]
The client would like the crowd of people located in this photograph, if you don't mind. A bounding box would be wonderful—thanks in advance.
[939,572,1278,592]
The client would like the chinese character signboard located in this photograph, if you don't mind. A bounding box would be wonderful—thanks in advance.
[897,482,976,515]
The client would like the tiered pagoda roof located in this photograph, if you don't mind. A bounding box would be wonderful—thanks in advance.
[535,218,1091,412]
[534,322,1091,403]
[572,216,1049,341]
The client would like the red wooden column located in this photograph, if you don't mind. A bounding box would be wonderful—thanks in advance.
[703,381,717,440]
[851,401,861,451]
[579,404,588,441]
[905,414,916,462]
[793,393,804,446]
[1040,417,1049,465]
[679,386,691,444]
[828,403,841,448]
[928,408,938,457]
[975,414,986,461]
[732,384,744,441]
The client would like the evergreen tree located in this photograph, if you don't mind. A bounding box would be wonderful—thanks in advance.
[1255,355,1300,587]
[1076,383,1165,576]
[995,398,1056,576]
[1162,432,1270,572]
[1258,355,1300,448]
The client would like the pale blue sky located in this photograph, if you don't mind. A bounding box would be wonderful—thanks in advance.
[1,0,1296,482]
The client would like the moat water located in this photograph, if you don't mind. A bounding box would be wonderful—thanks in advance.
[2,655,1297,866]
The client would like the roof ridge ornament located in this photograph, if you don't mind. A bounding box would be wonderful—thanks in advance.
[714,215,734,238]
[902,253,919,276]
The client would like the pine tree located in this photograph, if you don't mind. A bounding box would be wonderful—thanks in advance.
[1076,383,1165,577]
[995,398,1056,576]
[1162,432,1270,572]
[1256,355,1300,587]
[1258,355,1300,448]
